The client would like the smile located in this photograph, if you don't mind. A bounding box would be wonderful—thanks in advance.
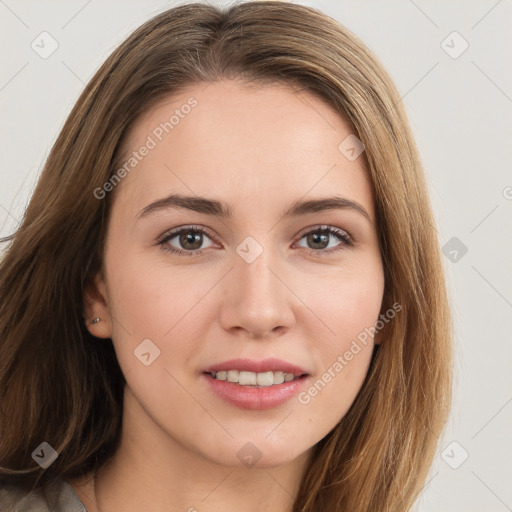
[207,370,304,387]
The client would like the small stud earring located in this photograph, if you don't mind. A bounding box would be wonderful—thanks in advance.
[89,317,101,325]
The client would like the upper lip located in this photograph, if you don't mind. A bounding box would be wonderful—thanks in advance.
[203,358,309,376]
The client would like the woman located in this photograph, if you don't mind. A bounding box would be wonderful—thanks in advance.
[0,1,452,511]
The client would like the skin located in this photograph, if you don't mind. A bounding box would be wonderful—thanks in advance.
[71,79,385,512]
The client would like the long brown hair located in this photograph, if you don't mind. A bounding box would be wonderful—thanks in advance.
[0,2,452,510]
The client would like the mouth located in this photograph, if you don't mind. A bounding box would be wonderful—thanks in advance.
[204,370,308,388]
[201,357,310,387]
[201,357,311,410]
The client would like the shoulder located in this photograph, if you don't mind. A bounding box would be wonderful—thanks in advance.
[0,475,87,512]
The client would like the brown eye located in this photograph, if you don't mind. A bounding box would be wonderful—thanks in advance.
[305,231,330,250]
[158,226,215,256]
[295,226,352,255]
[178,230,204,250]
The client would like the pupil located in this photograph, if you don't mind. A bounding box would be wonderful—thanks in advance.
[310,232,328,249]
[181,231,202,250]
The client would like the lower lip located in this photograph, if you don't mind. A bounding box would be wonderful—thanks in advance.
[202,373,309,410]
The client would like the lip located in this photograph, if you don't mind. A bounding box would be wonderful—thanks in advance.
[202,357,309,376]
[201,358,311,410]
[202,372,310,410]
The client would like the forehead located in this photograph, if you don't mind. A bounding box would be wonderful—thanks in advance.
[112,79,374,219]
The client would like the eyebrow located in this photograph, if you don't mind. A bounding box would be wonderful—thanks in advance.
[137,193,372,223]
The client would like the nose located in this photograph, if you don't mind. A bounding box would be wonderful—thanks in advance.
[218,247,296,340]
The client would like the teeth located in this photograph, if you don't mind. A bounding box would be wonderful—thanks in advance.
[240,371,257,385]
[211,370,301,387]
[273,371,285,385]
[227,370,238,383]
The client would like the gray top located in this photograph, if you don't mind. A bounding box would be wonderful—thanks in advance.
[0,476,87,511]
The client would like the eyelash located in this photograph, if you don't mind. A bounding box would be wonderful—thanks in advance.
[156,224,353,258]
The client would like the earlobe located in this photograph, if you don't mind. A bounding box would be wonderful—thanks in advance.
[83,271,113,339]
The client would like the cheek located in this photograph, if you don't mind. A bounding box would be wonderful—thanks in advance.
[304,261,384,349]
[296,294,380,434]
[106,249,202,335]
[104,250,217,375]
[296,263,383,410]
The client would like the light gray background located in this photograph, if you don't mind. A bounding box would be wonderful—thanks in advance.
[1,1,511,510]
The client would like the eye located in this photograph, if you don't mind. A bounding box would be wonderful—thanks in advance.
[294,225,352,256]
[157,226,216,256]
[157,224,353,257]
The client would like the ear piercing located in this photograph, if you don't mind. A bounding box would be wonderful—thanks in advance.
[89,317,101,325]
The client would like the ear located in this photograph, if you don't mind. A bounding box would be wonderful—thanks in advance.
[83,270,112,339]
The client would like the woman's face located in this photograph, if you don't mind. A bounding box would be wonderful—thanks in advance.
[87,79,384,469]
